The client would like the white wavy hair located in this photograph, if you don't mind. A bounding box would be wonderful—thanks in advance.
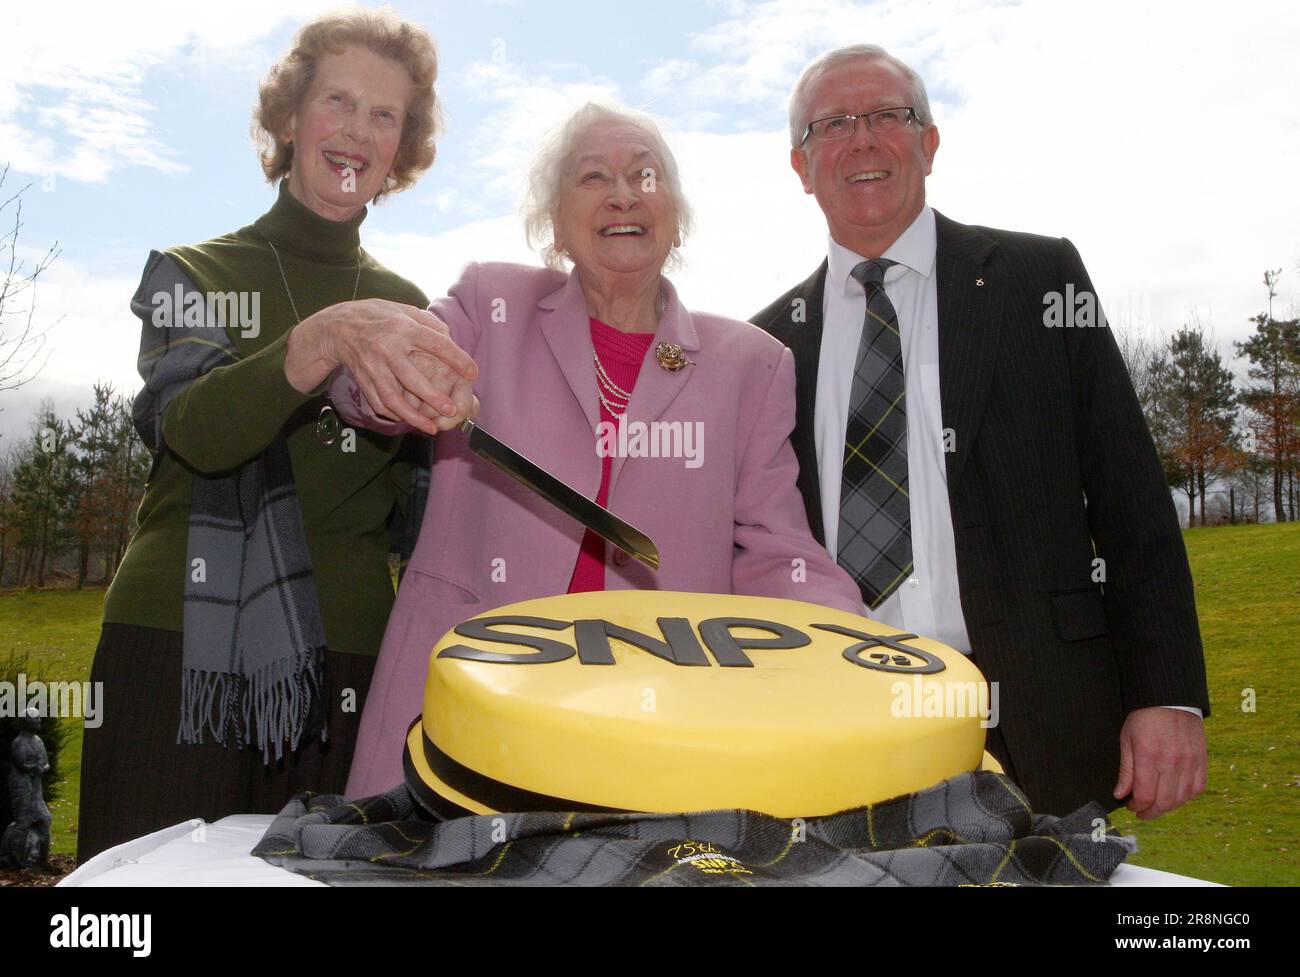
[522,102,693,271]
[788,45,934,147]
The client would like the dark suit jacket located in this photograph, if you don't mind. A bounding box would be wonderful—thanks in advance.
[751,210,1211,816]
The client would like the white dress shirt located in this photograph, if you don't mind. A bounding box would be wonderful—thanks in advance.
[813,206,1201,717]
[815,206,973,651]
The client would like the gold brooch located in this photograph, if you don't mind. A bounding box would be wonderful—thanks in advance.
[655,342,693,372]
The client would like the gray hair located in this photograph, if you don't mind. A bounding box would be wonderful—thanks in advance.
[522,102,693,271]
[788,45,934,147]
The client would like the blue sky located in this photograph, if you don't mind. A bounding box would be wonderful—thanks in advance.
[2,0,1298,443]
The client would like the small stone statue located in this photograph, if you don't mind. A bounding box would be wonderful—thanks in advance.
[2,707,52,870]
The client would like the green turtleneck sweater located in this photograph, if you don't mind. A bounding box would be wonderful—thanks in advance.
[103,181,429,657]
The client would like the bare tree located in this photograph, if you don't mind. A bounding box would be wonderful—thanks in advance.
[0,162,60,393]
[1114,318,1163,415]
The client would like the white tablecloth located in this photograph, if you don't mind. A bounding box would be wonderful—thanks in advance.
[58,816,1221,887]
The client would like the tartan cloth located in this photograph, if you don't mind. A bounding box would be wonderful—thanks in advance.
[837,258,913,608]
[252,770,1134,886]
[132,251,431,760]
[131,249,329,762]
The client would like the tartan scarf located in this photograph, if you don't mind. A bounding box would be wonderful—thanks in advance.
[252,770,1135,886]
[132,249,327,762]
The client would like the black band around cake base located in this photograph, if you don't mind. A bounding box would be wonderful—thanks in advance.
[403,718,635,819]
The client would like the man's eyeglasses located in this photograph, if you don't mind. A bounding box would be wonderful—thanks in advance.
[800,107,920,145]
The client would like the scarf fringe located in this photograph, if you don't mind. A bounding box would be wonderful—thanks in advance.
[178,643,328,762]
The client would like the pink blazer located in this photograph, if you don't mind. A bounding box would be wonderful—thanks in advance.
[336,261,863,796]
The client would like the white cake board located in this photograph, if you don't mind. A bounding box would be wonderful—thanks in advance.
[57,815,1221,887]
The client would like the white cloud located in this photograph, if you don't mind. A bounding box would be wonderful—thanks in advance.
[0,0,325,183]
[453,59,622,211]
[365,215,541,290]
[656,129,828,318]
[630,0,1300,350]
[643,0,948,118]
[0,250,141,443]
[364,128,829,322]
[641,59,699,97]
[402,0,1300,359]
[7,0,1299,444]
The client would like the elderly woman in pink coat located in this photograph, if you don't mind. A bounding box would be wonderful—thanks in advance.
[335,103,863,795]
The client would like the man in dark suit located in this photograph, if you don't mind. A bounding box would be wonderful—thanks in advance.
[752,45,1210,817]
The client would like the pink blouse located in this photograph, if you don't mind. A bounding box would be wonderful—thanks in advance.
[567,317,656,593]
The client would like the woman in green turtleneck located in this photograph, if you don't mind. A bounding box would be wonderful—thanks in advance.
[77,10,478,862]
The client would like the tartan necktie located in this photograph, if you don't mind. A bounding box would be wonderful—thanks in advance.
[837,258,913,608]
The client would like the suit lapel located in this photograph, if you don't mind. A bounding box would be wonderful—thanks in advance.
[610,277,699,488]
[537,271,602,436]
[756,261,828,544]
[537,270,701,491]
[933,211,1004,488]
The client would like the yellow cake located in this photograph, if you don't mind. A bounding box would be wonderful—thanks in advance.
[403,591,1000,818]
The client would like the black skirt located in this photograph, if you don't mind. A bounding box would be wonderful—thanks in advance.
[76,622,376,863]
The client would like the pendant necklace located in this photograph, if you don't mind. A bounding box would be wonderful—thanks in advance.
[267,238,361,445]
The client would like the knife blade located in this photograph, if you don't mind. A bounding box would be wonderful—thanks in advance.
[459,419,661,570]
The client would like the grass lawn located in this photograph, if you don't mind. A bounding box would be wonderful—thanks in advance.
[0,588,106,860]
[1108,521,1300,885]
[2,522,1297,884]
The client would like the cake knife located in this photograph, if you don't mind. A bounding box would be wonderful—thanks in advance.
[459,419,661,570]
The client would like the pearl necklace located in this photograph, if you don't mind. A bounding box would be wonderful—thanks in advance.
[591,293,665,418]
[593,349,632,417]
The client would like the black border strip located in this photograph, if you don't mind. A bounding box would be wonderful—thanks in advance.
[404,718,633,815]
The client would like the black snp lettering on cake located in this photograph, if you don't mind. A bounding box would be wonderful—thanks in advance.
[440,614,949,673]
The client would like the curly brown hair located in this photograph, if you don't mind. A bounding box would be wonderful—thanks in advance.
[252,6,440,204]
